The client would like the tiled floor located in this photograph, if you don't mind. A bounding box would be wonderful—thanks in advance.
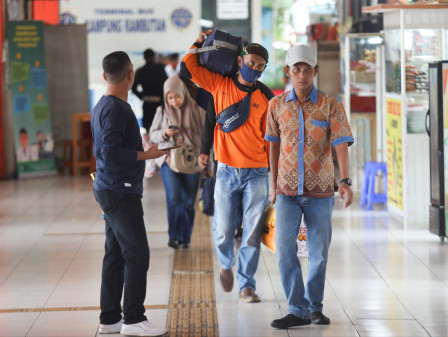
[0,174,447,337]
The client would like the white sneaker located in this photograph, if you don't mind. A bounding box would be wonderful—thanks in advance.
[98,319,123,334]
[120,320,168,336]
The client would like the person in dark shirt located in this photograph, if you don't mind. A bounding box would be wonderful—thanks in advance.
[179,70,213,112]
[91,51,168,337]
[198,100,215,168]
[131,48,167,131]
[164,52,180,77]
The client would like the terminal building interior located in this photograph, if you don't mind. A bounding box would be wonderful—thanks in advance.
[1,1,448,336]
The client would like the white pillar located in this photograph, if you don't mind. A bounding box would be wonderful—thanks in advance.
[251,0,262,43]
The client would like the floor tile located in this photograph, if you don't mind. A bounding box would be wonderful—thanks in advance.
[0,175,447,336]
[27,311,99,337]
[0,312,39,337]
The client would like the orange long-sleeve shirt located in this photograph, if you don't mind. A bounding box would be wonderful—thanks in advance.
[182,46,274,168]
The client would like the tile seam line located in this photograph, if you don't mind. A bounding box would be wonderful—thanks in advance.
[22,178,79,337]
[3,176,86,288]
[37,231,91,317]
[0,304,169,313]
[260,249,284,318]
[339,226,417,321]
[387,226,448,288]
[325,277,361,336]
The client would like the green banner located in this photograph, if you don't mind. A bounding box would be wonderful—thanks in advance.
[8,21,56,177]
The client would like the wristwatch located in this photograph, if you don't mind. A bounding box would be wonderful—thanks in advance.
[340,178,352,186]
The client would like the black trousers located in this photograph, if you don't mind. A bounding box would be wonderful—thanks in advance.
[94,189,149,325]
[143,102,160,132]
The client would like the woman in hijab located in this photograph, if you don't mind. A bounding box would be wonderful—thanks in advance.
[150,76,206,249]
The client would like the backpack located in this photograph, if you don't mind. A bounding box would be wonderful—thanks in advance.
[188,30,243,76]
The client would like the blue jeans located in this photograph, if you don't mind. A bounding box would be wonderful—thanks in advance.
[275,194,334,318]
[213,162,268,292]
[160,162,200,243]
[93,189,149,325]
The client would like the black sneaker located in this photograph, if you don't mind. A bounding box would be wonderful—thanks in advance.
[311,311,330,325]
[271,314,311,329]
[179,241,190,248]
[168,239,179,249]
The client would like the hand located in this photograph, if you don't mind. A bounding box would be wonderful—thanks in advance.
[164,128,180,138]
[338,183,353,208]
[195,29,213,44]
[269,189,276,204]
[138,144,169,161]
[198,153,210,168]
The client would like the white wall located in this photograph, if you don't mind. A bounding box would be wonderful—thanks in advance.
[60,0,201,86]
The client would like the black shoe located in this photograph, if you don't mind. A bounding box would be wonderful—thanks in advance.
[271,314,311,329]
[179,241,190,248]
[168,239,179,249]
[310,311,330,325]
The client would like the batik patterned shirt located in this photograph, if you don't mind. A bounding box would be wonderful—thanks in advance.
[265,86,354,198]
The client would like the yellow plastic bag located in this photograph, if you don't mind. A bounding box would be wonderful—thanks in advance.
[261,204,276,253]
[297,221,308,258]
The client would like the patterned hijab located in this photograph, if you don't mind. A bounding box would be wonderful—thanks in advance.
[163,76,205,149]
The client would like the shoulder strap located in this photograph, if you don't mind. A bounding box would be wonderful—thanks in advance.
[256,81,274,100]
[216,91,253,119]
[186,39,240,55]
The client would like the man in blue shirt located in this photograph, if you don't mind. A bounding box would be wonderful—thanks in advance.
[91,51,169,337]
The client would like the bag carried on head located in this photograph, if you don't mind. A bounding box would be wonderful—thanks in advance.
[187,29,243,76]
[169,144,202,174]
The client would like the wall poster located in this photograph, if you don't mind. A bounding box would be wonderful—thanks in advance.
[8,21,56,178]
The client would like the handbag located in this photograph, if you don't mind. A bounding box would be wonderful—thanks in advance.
[169,143,202,174]
[199,173,215,216]
[261,204,276,253]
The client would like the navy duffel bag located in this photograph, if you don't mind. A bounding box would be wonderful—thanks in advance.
[188,30,243,76]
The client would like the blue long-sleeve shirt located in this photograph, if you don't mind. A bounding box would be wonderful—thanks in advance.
[91,95,145,195]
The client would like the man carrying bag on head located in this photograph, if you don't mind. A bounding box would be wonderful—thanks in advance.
[182,29,274,303]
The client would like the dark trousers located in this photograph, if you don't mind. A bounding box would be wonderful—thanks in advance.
[143,102,159,132]
[94,189,149,325]
[160,162,200,243]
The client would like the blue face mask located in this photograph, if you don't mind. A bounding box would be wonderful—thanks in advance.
[240,61,263,83]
